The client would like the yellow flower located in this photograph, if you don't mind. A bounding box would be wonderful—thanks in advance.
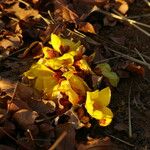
[63,71,90,96]
[85,87,113,126]
[52,80,79,105]
[50,33,80,53]
[45,52,75,70]
[75,59,91,72]
[23,63,58,96]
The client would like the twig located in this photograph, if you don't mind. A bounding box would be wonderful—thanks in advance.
[128,13,150,19]
[0,47,26,62]
[106,47,150,68]
[108,134,134,147]
[134,48,146,63]
[18,0,30,8]
[48,131,67,150]
[97,8,150,36]
[7,82,19,114]
[128,82,132,138]
[27,129,34,141]
[143,0,150,7]
[94,56,120,64]
[0,127,31,150]
[112,9,150,37]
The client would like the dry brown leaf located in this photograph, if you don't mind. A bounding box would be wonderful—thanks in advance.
[77,137,115,150]
[5,2,39,20]
[55,5,79,23]
[115,0,129,14]
[0,79,14,91]
[55,123,76,150]
[0,34,23,54]
[126,63,145,77]
[13,109,38,129]
[15,83,41,102]
[78,22,96,34]
[7,99,30,112]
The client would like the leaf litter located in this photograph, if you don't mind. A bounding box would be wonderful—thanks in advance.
[0,0,150,150]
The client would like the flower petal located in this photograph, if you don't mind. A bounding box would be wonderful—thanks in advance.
[58,80,79,105]
[99,107,113,126]
[50,33,61,53]
[97,87,111,107]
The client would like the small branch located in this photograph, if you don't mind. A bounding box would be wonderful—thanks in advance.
[128,13,150,19]
[7,82,19,114]
[128,82,132,138]
[48,131,67,150]
[108,134,134,147]
[106,47,150,69]
[143,0,150,7]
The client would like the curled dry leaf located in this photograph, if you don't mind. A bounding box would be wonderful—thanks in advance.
[5,2,39,20]
[54,5,79,23]
[13,109,38,129]
[78,22,96,34]
[126,63,145,77]
[77,137,115,150]
[7,99,30,113]
[115,0,129,14]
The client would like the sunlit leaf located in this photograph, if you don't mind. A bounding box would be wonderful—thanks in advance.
[103,71,120,87]
[95,63,119,87]
[85,87,113,126]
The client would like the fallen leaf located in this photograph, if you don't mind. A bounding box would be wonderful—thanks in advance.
[13,109,38,129]
[115,0,129,14]
[126,63,145,77]
[5,2,39,20]
[55,123,76,150]
[78,22,96,34]
[54,4,79,23]
[77,137,115,150]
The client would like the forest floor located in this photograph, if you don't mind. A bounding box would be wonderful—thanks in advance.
[0,0,150,150]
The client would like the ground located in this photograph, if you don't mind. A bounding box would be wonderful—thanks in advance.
[0,0,150,150]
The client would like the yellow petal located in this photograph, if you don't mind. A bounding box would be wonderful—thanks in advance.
[50,33,61,53]
[85,87,111,120]
[97,87,111,107]
[24,63,57,95]
[46,53,74,70]
[63,71,90,96]
[76,59,91,72]
[58,80,79,105]
[24,63,54,79]
[99,107,113,126]
[50,34,80,53]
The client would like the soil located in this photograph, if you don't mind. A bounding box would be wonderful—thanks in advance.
[0,0,150,150]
